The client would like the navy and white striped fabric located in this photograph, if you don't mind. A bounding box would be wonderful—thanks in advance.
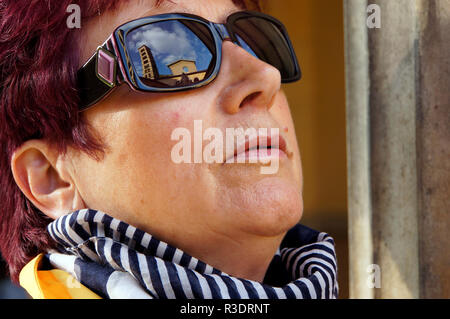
[45,209,338,299]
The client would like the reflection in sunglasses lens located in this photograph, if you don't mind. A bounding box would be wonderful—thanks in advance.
[127,20,216,89]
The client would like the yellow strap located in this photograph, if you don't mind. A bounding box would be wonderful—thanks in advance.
[19,254,45,299]
[36,270,72,299]
[48,269,101,299]
[19,254,101,299]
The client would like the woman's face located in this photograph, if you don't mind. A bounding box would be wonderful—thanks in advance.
[68,0,303,250]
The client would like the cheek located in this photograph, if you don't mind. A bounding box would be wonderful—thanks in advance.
[166,105,185,127]
[77,95,209,214]
[271,92,303,187]
[113,104,201,182]
[272,91,294,123]
[271,93,297,147]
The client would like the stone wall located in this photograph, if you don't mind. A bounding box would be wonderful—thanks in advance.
[345,0,449,298]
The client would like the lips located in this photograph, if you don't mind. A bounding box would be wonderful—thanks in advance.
[224,132,289,163]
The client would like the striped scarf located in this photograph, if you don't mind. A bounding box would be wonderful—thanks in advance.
[45,209,338,299]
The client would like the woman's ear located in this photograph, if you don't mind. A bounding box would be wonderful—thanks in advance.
[11,140,86,220]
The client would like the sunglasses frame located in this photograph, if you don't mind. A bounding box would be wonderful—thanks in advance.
[77,10,302,110]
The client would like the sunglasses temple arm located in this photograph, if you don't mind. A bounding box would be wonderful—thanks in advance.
[77,38,122,111]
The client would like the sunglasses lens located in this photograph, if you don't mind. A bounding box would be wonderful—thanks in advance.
[126,20,216,89]
[231,17,300,81]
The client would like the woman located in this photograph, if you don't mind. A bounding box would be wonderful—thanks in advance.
[0,0,338,299]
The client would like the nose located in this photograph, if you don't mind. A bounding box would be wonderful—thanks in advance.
[215,40,282,115]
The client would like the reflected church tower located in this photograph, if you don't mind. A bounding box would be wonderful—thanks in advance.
[138,45,159,80]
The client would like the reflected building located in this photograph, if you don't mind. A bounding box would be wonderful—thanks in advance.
[161,59,207,86]
[138,45,159,80]
[167,59,197,76]
[137,45,208,88]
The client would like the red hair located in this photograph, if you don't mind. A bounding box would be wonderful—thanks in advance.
[0,0,260,283]
[0,0,131,283]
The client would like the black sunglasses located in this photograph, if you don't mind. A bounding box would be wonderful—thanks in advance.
[77,10,302,111]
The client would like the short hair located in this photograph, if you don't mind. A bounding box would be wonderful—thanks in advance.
[0,0,261,283]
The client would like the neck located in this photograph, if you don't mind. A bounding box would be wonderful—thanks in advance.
[176,231,285,282]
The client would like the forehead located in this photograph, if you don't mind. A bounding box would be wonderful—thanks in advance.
[79,0,241,67]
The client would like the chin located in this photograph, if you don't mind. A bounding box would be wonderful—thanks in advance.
[228,176,303,237]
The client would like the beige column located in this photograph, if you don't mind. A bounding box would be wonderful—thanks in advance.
[416,0,450,299]
[345,0,449,299]
[344,0,374,299]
